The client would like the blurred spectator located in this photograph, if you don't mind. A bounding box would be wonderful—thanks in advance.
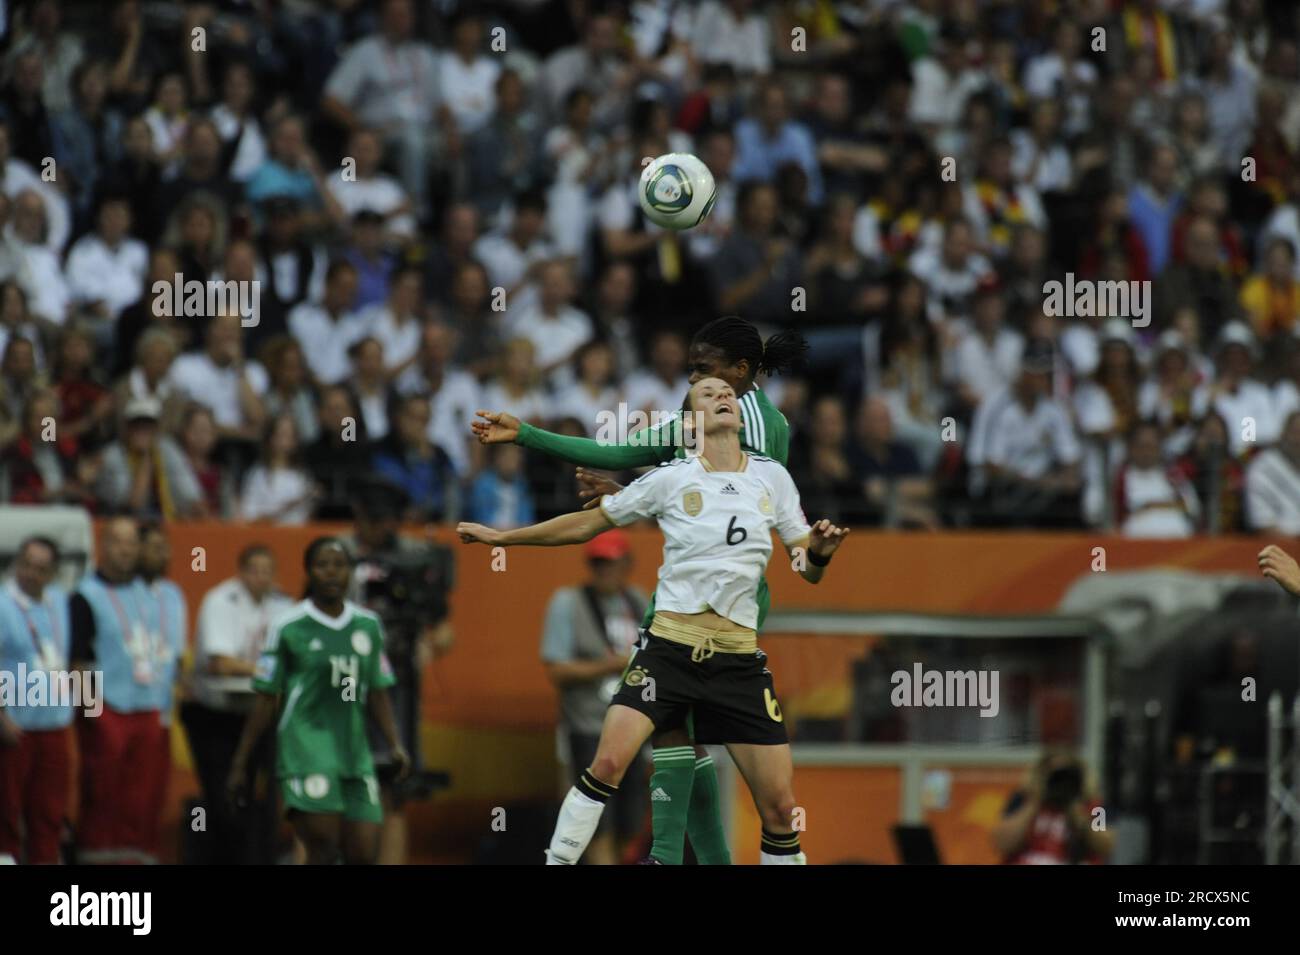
[322,0,444,217]
[908,24,986,132]
[102,115,159,242]
[1139,330,1210,458]
[962,137,1046,257]
[1073,321,1142,525]
[436,261,500,377]
[733,80,822,204]
[474,190,555,317]
[468,444,534,529]
[0,280,49,372]
[439,12,500,139]
[208,61,267,184]
[184,543,289,864]
[0,388,88,505]
[789,395,870,526]
[586,261,641,379]
[992,750,1113,864]
[288,259,365,387]
[423,202,480,307]
[851,396,935,528]
[51,59,122,229]
[1174,411,1245,534]
[259,336,320,446]
[304,384,371,520]
[909,217,993,326]
[967,342,1083,528]
[1127,142,1182,277]
[168,403,223,520]
[150,118,241,239]
[359,264,422,382]
[506,259,593,383]
[1239,236,1299,343]
[166,313,268,442]
[1022,18,1098,136]
[371,392,459,523]
[540,10,633,130]
[711,181,801,326]
[3,49,59,170]
[326,128,415,245]
[479,337,550,427]
[340,210,396,312]
[10,189,70,324]
[114,326,182,430]
[0,334,47,449]
[51,323,114,447]
[1155,215,1240,339]
[953,284,1023,414]
[465,68,544,221]
[624,329,689,423]
[237,413,316,524]
[1209,321,1276,455]
[394,322,481,476]
[253,196,329,347]
[346,336,396,442]
[65,193,148,334]
[95,395,203,519]
[1245,409,1300,534]
[553,341,620,436]
[1115,421,1199,538]
[142,72,189,171]
[245,114,342,233]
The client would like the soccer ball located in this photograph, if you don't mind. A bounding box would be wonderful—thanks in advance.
[638,153,717,231]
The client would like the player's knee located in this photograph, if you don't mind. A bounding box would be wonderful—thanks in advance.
[587,754,628,788]
[758,793,798,831]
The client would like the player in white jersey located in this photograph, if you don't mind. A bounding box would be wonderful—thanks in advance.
[457,378,849,864]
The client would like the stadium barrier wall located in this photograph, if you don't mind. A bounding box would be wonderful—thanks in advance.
[114,522,1277,863]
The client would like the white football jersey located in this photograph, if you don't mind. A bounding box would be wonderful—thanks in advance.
[599,454,811,629]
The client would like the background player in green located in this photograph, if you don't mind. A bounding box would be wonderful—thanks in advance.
[227,537,410,864]
[472,317,806,864]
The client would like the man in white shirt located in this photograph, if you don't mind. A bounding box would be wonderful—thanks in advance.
[395,321,481,475]
[689,0,772,76]
[506,260,593,385]
[64,194,149,323]
[472,191,556,316]
[322,0,444,217]
[183,544,291,864]
[967,342,1083,527]
[953,286,1024,411]
[1246,411,1300,534]
[166,313,269,440]
[1022,18,1099,136]
[288,259,367,386]
[324,129,415,243]
[0,120,70,253]
[1211,322,1278,455]
[7,189,69,324]
[439,13,500,137]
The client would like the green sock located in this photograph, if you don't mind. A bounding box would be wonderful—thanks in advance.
[686,755,732,864]
[648,747,696,864]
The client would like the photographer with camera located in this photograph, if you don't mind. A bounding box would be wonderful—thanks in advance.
[992,749,1114,865]
[343,478,454,864]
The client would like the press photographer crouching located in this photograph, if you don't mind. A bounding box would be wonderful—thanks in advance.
[992,749,1114,864]
[343,479,454,864]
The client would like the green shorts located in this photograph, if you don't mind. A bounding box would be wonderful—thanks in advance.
[281,773,382,823]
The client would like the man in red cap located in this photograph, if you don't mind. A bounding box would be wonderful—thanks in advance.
[539,529,648,864]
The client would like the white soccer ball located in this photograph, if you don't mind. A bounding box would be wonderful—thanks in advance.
[638,153,717,231]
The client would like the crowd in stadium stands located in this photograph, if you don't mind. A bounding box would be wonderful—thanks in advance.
[4,0,1300,537]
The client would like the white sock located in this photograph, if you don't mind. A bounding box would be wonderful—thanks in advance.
[546,787,607,865]
[760,850,807,865]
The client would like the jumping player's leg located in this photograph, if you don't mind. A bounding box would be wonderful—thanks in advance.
[547,703,655,865]
[647,720,731,864]
[290,811,344,864]
[725,742,804,864]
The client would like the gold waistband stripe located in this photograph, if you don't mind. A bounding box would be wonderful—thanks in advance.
[650,613,758,662]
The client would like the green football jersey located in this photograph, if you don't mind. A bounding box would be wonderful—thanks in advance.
[516,385,791,630]
[253,600,396,779]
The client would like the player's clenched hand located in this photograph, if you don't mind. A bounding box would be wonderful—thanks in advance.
[471,409,521,445]
[809,519,850,558]
[391,745,412,781]
[577,467,622,509]
[1258,544,1300,596]
[457,522,502,546]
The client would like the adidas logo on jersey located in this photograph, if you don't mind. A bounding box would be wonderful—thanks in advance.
[720,482,739,495]
[650,787,672,802]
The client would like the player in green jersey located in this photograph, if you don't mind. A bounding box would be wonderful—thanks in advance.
[472,317,806,864]
[227,537,410,864]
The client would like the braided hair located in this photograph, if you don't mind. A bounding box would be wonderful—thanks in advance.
[692,316,808,380]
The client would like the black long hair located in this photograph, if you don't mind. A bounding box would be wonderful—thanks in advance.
[301,536,352,599]
[691,316,808,380]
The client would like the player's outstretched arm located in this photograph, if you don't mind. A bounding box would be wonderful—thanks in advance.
[471,409,677,469]
[458,506,615,548]
[788,519,850,584]
[1259,544,1300,596]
